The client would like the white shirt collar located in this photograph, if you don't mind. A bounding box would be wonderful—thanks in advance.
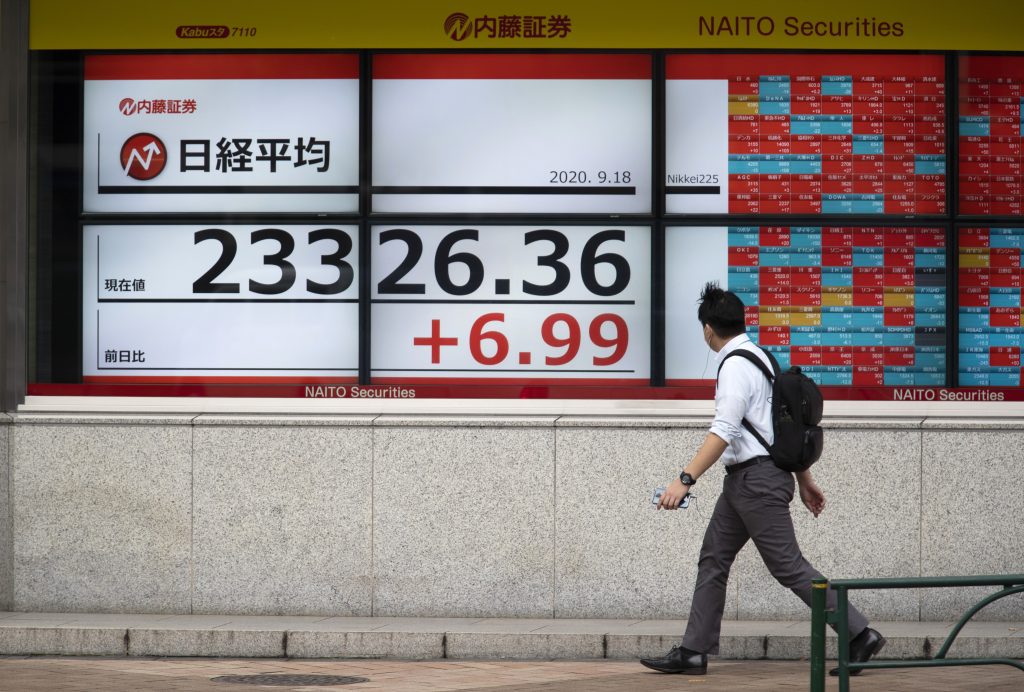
[714,333,753,366]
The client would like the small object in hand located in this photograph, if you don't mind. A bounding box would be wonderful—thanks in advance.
[652,486,693,509]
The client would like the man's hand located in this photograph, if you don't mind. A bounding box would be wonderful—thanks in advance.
[798,477,826,517]
[657,477,691,510]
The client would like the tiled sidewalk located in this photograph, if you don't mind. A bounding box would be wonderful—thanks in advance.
[0,613,1022,690]
[0,656,1022,691]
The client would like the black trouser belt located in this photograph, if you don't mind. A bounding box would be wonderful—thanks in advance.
[726,455,772,475]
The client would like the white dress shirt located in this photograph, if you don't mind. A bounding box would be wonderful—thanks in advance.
[710,333,774,467]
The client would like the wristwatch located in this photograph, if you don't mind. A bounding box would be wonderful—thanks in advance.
[679,472,697,486]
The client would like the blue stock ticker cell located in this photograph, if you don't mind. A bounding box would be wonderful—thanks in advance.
[821,75,853,95]
[990,230,1024,249]
[915,291,946,309]
[959,116,990,137]
[959,372,1010,386]
[991,291,1022,308]
[914,155,946,175]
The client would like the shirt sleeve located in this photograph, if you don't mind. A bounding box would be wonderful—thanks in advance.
[709,359,754,443]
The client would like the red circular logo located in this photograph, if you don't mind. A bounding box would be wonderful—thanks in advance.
[120,133,167,181]
[119,98,137,115]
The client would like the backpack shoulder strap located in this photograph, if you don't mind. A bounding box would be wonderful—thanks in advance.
[715,346,777,455]
[716,348,776,383]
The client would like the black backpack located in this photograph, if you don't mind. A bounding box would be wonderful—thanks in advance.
[717,348,824,472]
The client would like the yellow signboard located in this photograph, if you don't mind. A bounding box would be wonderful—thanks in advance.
[29,0,1024,50]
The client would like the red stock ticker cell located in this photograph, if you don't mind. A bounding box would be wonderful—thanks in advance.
[791,98,822,116]
[954,284,987,307]
[992,200,1024,215]
[852,265,885,285]
[730,177,759,193]
[885,307,916,326]
[792,177,821,193]
[916,229,945,247]
[960,229,991,247]
[884,348,916,366]
[822,99,853,116]
[991,180,1023,197]
[759,266,789,285]
[759,200,793,214]
[960,199,992,214]
[991,249,1021,268]
[887,139,917,155]
[760,116,790,135]
[759,326,790,346]
[729,116,759,135]
[791,268,822,287]
[989,270,1022,289]
[822,229,854,247]
[790,347,822,367]
[853,368,885,386]
[822,249,853,266]
[822,347,853,366]
[853,348,886,366]
[990,160,1022,176]
[914,199,946,214]
[729,246,759,266]
[884,200,917,215]
[916,137,945,155]
[790,289,822,306]
[917,177,946,194]
[884,178,916,195]
[759,176,791,194]
[853,160,884,176]
[729,199,760,213]
[987,101,1021,117]
[792,137,823,154]
[990,347,1022,367]
[959,180,990,196]
[958,290,989,309]
[884,250,915,268]
[852,229,884,246]
[958,271,990,290]
[990,308,1022,327]
[853,289,885,307]
[853,179,885,195]
[989,139,1022,157]
[759,228,790,246]
[759,288,790,306]
[989,119,1020,136]
[792,199,822,213]
[884,271,915,288]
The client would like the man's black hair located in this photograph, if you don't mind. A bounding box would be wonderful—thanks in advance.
[697,281,746,338]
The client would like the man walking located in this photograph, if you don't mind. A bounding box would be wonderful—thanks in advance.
[641,282,884,676]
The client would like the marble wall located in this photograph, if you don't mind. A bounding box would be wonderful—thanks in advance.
[0,415,11,609]
[5,413,1023,621]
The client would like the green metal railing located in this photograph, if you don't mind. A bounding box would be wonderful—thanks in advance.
[810,574,1024,692]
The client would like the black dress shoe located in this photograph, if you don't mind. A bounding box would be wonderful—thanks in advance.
[640,645,708,674]
[829,627,886,676]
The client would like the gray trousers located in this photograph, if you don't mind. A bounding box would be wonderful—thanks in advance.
[681,460,869,655]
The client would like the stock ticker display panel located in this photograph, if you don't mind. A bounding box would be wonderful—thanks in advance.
[959,227,1024,385]
[666,226,947,387]
[959,56,1024,216]
[61,49,1024,397]
[666,53,947,216]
